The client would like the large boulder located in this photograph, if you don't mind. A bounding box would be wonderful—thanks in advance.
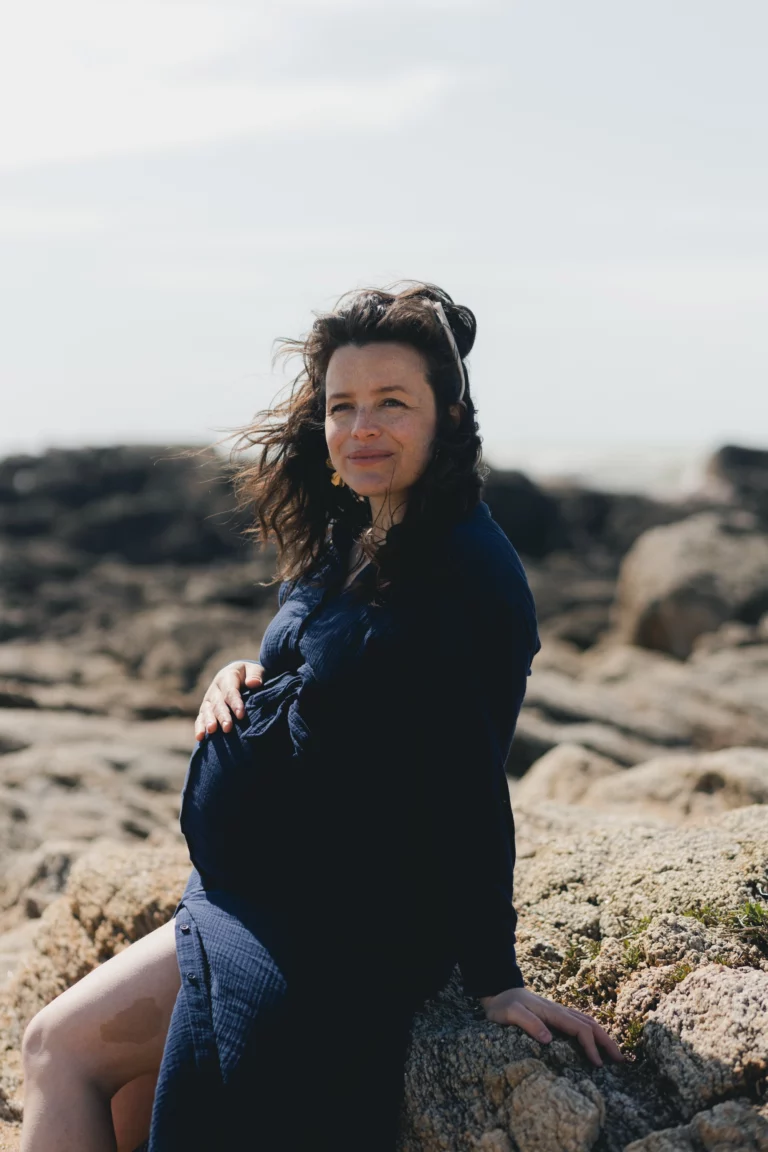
[612,513,768,658]
[2,809,768,1150]
[513,743,622,806]
[559,747,768,824]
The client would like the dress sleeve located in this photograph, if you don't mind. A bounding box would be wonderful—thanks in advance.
[406,551,538,999]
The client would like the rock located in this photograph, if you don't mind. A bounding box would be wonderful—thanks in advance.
[484,474,697,566]
[539,604,613,651]
[635,912,762,972]
[0,446,251,565]
[517,743,768,826]
[0,843,190,1139]
[612,513,768,658]
[99,603,273,692]
[524,669,694,746]
[0,1118,20,1150]
[512,803,768,969]
[0,921,42,992]
[576,748,768,823]
[510,711,662,774]
[541,485,700,561]
[515,640,768,772]
[643,966,768,1119]
[514,744,622,806]
[399,973,610,1152]
[0,643,123,686]
[0,710,190,892]
[516,552,617,629]
[0,841,80,929]
[624,1099,768,1151]
[690,620,762,656]
[483,471,565,558]
[0,843,190,1048]
[706,444,768,526]
[0,741,185,855]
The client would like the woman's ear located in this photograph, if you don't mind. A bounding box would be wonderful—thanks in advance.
[448,401,466,428]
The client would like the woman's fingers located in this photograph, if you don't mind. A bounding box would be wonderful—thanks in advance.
[536,1002,625,1066]
[222,663,264,720]
[553,1006,626,1062]
[485,990,625,1068]
[491,1000,553,1045]
[242,661,264,687]
[215,663,264,727]
[193,662,265,740]
[212,687,237,732]
[193,702,219,742]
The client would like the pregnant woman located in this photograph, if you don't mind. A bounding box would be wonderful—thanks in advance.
[21,282,623,1152]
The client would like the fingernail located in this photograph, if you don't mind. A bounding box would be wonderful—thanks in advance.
[538,1030,551,1042]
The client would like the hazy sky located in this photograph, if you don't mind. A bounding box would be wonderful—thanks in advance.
[2,0,766,475]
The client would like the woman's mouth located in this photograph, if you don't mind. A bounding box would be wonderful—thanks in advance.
[347,451,394,464]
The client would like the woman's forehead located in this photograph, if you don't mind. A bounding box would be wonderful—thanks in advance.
[325,342,429,396]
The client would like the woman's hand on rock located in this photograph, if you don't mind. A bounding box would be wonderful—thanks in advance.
[478,987,625,1068]
[194,661,264,741]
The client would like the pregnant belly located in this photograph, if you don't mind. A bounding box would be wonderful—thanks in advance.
[179,680,317,896]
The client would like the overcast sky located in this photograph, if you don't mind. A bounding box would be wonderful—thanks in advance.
[1,0,766,481]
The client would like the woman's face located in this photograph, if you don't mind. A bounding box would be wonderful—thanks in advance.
[324,342,439,515]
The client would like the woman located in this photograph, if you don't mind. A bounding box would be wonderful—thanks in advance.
[21,282,624,1152]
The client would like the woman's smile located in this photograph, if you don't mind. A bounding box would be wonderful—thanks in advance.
[347,449,394,463]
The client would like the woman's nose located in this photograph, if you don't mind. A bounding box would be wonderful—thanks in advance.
[350,406,381,437]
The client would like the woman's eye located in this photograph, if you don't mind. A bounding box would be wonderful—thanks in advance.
[327,398,405,414]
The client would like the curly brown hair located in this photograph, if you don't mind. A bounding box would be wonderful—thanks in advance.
[227,279,486,590]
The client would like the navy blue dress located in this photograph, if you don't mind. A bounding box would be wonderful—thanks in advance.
[147,500,540,1151]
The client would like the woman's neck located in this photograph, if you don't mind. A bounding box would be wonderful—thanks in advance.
[367,491,408,539]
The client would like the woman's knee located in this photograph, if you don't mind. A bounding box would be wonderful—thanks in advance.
[21,919,180,1094]
[22,1002,84,1086]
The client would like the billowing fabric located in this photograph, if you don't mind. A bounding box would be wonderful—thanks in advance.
[146,500,541,1151]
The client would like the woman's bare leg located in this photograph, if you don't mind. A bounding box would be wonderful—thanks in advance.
[21,918,180,1152]
[111,1072,159,1152]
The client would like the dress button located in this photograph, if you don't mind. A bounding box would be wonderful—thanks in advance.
[179,923,191,934]
[186,972,198,985]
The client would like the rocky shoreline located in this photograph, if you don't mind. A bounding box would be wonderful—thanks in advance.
[1,443,767,1150]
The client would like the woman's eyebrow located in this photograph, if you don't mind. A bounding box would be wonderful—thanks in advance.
[327,385,409,400]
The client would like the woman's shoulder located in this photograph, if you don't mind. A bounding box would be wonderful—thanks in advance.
[444,502,532,592]
[439,501,540,651]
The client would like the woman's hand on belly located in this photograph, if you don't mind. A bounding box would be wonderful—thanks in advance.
[194,660,265,740]
[478,987,626,1068]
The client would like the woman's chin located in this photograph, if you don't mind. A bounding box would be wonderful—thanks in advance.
[344,477,389,498]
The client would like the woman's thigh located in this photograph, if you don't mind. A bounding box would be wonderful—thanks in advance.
[24,917,180,1098]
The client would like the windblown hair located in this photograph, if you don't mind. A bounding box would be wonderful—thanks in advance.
[228,280,485,589]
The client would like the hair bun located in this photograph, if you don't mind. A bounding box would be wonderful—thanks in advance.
[443,301,476,360]
[411,285,477,360]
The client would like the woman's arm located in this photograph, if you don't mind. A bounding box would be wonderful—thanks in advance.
[407,537,625,1066]
[412,550,536,999]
